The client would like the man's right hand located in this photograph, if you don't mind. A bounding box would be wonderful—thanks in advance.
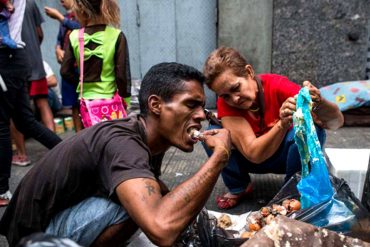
[202,128,231,165]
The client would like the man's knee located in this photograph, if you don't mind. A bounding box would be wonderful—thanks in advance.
[91,218,138,247]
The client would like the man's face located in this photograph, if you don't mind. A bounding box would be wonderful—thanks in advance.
[158,80,206,152]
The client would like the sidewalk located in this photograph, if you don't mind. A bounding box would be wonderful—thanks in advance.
[0,124,369,246]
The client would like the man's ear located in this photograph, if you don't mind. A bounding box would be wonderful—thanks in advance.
[147,95,162,116]
[245,64,255,78]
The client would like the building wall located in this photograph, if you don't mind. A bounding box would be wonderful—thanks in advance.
[272,0,369,87]
[218,0,273,74]
[218,0,370,87]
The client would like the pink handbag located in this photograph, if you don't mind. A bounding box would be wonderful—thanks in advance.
[78,28,127,128]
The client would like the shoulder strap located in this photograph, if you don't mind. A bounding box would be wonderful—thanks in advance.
[78,28,85,99]
[256,76,265,132]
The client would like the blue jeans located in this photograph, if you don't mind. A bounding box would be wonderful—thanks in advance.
[46,197,129,247]
[48,88,63,113]
[203,124,326,194]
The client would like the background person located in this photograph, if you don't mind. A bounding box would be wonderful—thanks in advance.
[0,62,231,247]
[202,47,344,209]
[44,0,81,131]
[43,60,63,114]
[23,0,54,131]
[0,0,62,207]
[61,0,131,128]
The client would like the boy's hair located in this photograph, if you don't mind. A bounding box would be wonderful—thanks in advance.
[73,0,120,27]
[203,47,249,86]
[139,62,205,116]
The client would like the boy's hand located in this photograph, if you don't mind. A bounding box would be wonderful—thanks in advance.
[45,7,64,22]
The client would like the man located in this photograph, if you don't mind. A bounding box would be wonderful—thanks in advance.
[0,62,231,247]
[0,0,62,206]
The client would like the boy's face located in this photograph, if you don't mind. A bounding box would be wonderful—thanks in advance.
[60,0,73,10]
[157,80,206,152]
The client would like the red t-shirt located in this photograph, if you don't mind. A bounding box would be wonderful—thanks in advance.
[217,74,300,136]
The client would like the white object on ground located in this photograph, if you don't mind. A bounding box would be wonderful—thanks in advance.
[208,210,251,237]
[325,148,370,200]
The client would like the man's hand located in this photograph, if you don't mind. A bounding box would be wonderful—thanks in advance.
[202,128,231,165]
[45,7,64,22]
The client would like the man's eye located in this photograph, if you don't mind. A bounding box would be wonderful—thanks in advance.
[187,102,197,108]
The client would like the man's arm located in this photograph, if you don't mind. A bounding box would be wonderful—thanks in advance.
[116,129,230,246]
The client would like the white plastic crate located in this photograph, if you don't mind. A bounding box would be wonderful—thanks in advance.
[325,148,370,200]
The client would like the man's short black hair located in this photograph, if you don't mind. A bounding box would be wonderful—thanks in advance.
[139,62,205,116]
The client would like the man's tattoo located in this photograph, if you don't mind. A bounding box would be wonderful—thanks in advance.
[144,180,156,196]
[168,168,214,203]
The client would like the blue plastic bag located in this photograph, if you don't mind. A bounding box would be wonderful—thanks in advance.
[293,87,334,209]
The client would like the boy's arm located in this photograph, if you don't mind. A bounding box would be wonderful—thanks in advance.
[62,18,80,29]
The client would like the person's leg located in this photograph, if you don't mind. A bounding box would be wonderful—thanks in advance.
[46,197,131,247]
[34,97,55,131]
[202,124,252,194]
[48,88,63,114]
[61,79,82,132]
[72,105,83,132]
[12,78,62,150]
[10,120,31,166]
[0,49,28,203]
[202,124,253,209]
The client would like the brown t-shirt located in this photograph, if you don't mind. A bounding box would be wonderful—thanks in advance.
[0,115,163,247]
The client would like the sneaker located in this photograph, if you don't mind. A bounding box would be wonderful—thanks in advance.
[12,154,31,167]
[0,190,12,207]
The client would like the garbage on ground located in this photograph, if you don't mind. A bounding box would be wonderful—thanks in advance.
[241,215,370,247]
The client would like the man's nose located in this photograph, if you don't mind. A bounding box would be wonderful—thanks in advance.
[195,107,206,121]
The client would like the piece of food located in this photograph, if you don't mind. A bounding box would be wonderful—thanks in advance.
[282,199,291,210]
[260,207,270,217]
[189,129,203,140]
[249,222,262,231]
[240,231,255,239]
[217,214,232,229]
[289,199,301,212]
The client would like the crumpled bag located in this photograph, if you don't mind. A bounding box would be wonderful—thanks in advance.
[293,87,334,209]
